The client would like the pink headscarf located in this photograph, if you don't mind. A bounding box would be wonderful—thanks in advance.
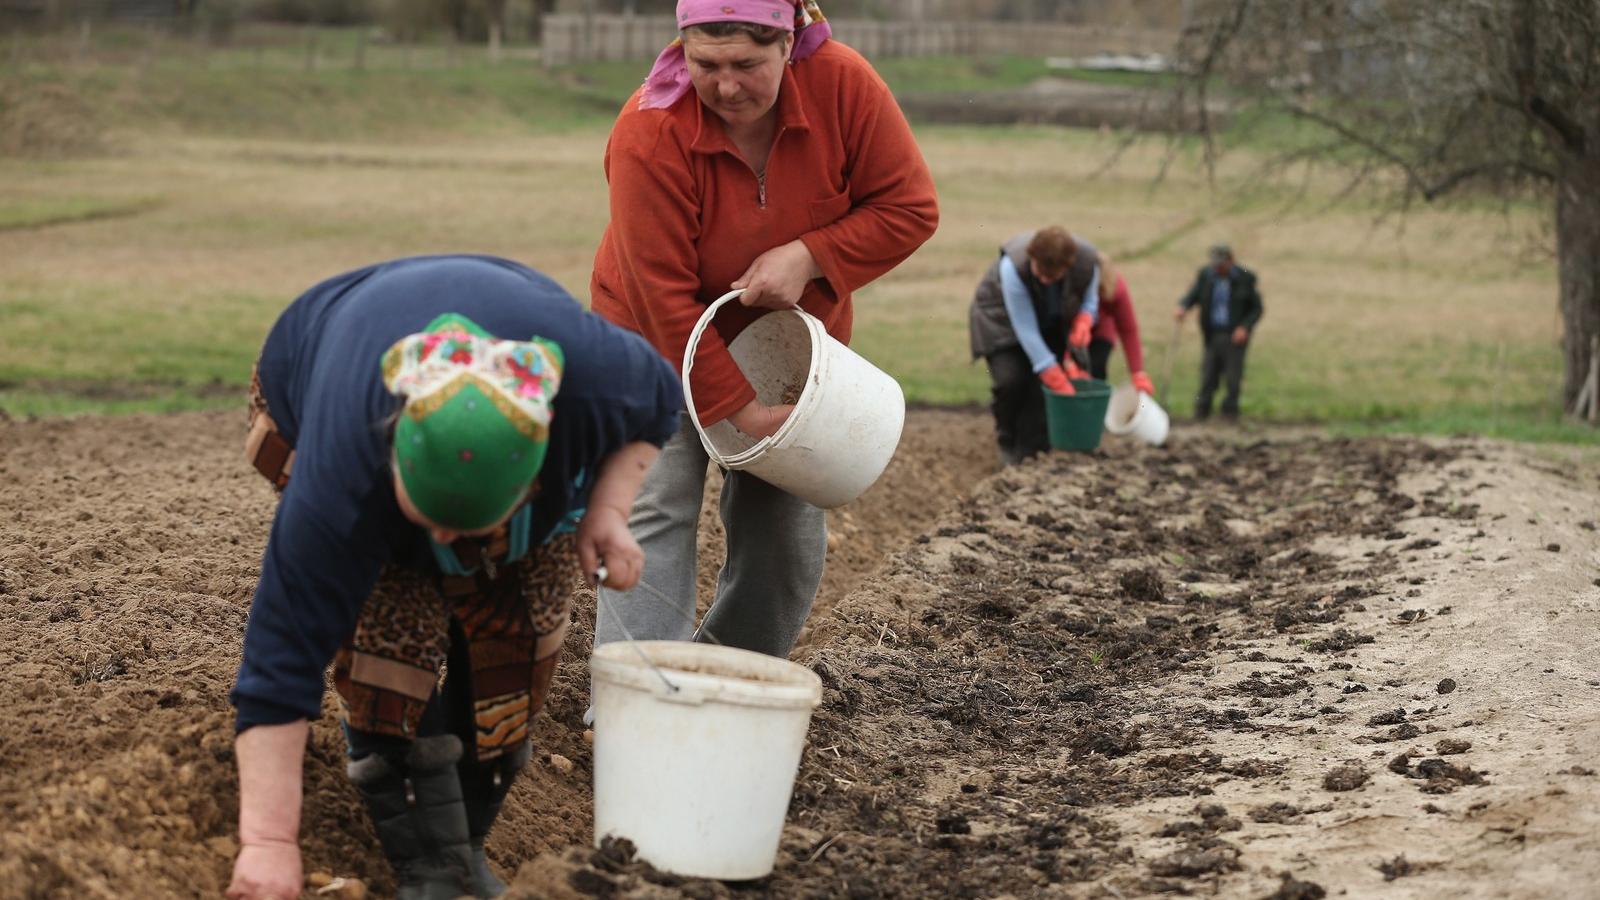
[640,0,831,110]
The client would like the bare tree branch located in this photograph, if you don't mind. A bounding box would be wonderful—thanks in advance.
[1485,91,1589,154]
[1164,0,1597,418]
[1188,0,1252,186]
[1526,95,1588,153]
[1419,161,1557,199]
[1257,95,1553,202]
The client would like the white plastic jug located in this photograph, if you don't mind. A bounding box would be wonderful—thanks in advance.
[682,290,905,509]
[1103,383,1170,446]
[590,640,824,880]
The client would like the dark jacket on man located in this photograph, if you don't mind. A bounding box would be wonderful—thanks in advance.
[969,231,1101,360]
[1177,264,1264,337]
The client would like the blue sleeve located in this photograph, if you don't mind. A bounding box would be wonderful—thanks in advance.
[530,315,685,542]
[631,334,684,445]
[231,477,388,731]
[593,324,682,450]
[1081,265,1101,321]
[562,316,682,451]
[999,256,1056,374]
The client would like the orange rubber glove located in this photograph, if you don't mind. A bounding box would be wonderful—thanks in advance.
[1068,312,1094,349]
[1039,365,1074,395]
[1131,370,1155,395]
[1062,356,1088,381]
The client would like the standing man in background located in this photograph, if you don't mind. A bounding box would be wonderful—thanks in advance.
[1175,244,1263,421]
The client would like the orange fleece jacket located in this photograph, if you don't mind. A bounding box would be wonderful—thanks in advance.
[590,40,939,426]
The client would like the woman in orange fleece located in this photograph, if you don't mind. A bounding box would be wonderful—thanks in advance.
[590,0,937,666]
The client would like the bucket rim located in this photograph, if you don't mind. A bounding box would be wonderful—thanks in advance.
[716,309,827,469]
[759,309,827,451]
[1103,383,1169,442]
[591,640,822,709]
[1103,383,1142,434]
[1045,379,1112,398]
[686,294,826,468]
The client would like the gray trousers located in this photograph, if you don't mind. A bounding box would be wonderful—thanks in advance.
[595,414,827,658]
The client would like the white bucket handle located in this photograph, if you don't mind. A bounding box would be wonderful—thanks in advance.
[683,288,822,467]
[681,289,753,467]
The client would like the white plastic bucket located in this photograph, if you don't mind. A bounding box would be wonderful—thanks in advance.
[590,640,823,880]
[1103,384,1170,446]
[682,290,905,509]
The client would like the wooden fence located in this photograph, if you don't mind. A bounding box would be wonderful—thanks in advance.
[540,14,1176,65]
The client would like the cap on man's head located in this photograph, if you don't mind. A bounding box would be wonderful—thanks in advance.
[381,313,564,532]
[1208,244,1234,263]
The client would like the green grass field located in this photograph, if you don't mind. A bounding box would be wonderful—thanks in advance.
[0,25,1590,443]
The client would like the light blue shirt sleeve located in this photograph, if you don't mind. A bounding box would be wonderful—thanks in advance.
[999,256,1057,374]
[1081,264,1101,321]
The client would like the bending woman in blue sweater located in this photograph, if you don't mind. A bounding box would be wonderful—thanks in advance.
[227,256,682,900]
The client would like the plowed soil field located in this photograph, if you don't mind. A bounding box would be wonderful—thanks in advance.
[3,410,1598,899]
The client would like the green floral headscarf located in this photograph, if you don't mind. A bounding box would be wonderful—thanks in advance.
[380,313,564,531]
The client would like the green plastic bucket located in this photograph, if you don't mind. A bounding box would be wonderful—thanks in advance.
[1044,378,1112,452]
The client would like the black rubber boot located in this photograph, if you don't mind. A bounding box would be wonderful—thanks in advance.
[348,735,476,900]
[458,741,531,898]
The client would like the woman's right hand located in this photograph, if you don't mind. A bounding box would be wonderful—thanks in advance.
[231,720,308,900]
[731,240,821,310]
[226,840,302,900]
[728,399,794,439]
[1038,365,1074,395]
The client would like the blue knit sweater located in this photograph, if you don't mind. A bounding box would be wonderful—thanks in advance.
[231,255,682,731]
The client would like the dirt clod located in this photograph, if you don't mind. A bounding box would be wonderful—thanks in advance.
[1149,845,1241,877]
[1389,752,1416,775]
[1378,854,1433,881]
[1389,754,1489,794]
[1307,629,1375,654]
[1436,738,1472,755]
[1437,678,1457,694]
[1119,567,1166,603]
[1367,708,1407,726]
[1159,803,1243,837]
[1249,802,1304,824]
[1323,764,1370,792]
[1263,873,1327,900]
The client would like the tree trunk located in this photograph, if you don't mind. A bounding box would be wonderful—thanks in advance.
[1557,159,1600,420]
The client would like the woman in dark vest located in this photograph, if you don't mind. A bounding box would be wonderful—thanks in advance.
[968,226,1103,465]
